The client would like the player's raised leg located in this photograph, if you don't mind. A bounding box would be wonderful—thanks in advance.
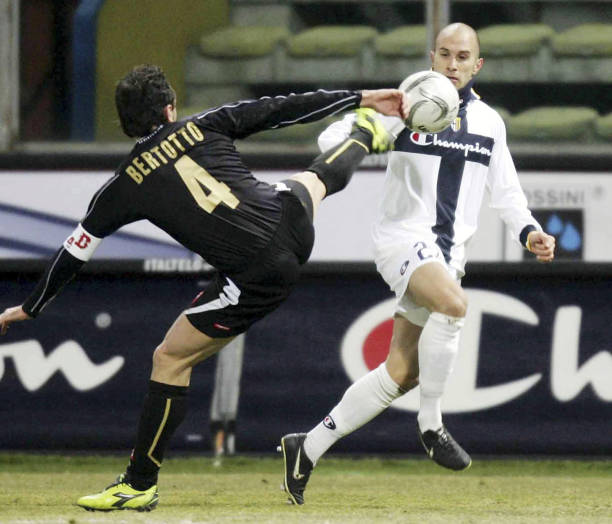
[286,108,395,220]
[77,314,232,512]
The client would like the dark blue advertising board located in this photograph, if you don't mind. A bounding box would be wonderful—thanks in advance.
[0,262,611,455]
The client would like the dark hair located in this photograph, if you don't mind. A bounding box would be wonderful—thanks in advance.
[115,64,176,137]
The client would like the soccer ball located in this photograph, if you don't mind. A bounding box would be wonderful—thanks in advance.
[400,70,459,133]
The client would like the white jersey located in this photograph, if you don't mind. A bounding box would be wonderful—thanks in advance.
[318,90,541,276]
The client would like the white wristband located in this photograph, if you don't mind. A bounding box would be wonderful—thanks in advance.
[63,223,102,261]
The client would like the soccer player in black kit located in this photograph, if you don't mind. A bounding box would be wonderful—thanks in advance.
[0,65,407,511]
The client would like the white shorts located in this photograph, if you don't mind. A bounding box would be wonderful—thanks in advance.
[374,237,459,327]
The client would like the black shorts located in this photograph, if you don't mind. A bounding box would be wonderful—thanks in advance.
[185,184,314,338]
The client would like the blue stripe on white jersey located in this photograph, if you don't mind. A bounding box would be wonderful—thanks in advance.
[394,111,494,262]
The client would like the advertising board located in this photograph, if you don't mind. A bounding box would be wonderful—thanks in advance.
[2,170,611,261]
[1,266,610,455]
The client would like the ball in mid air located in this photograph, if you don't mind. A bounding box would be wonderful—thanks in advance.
[400,70,460,133]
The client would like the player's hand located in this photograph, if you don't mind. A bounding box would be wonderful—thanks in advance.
[360,89,409,120]
[0,306,31,335]
[527,231,555,262]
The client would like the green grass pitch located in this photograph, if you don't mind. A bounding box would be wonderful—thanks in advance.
[0,453,610,523]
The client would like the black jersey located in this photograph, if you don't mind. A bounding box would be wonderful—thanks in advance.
[83,90,361,272]
[22,89,362,317]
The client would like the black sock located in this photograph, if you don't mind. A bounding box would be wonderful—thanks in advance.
[306,128,372,197]
[126,380,188,490]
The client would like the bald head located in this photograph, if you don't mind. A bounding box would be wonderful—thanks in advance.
[430,23,483,89]
[435,23,480,56]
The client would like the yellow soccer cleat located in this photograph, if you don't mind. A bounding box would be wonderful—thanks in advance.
[76,473,159,512]
[352,108,395,154]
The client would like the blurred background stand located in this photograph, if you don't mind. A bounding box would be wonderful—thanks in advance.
[210,333,246,466]
[426,0,450,53]
[0,0,19,151]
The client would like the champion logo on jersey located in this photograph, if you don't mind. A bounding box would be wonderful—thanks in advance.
[400,260,410,275]
[323,415,336,430]
[409,132,433,146]
[451,117,461,132]
[408,131,493,158]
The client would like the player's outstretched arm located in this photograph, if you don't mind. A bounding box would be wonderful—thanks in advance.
[360,89,408,119]
[0,306,31,335]
[202,90,363,140]
[527,231,556,262]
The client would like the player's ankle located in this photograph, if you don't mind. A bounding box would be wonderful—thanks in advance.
[348,127,373,152]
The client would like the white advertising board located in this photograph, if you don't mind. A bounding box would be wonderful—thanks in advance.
[0,170,610,261]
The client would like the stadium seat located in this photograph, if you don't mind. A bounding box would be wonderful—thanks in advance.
[492,106,511,126]
[595,112,612,141]
[507,106,598,141]
[178,86,253,120]
[245,117,337,144]
[373,25,429,83]
[477,24,555,82]
[277,25,378,83]
[552,24,612,82]
[185,26,290,85]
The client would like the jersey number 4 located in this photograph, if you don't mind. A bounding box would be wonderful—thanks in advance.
[175,155,239,213]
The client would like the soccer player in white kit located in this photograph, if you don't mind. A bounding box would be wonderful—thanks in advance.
[280,23,556,505]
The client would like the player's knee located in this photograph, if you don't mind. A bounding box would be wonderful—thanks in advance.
[434,289,467,318]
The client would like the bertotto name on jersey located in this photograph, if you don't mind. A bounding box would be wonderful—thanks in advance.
[125,121,205,184]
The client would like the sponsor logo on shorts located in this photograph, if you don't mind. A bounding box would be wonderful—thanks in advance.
[323,415,336,430]
[191,291,205,305]
[400,260,410,275]
[213,322,231,331]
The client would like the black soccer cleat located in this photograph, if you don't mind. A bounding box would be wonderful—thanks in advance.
[280,433,314,505]
[418,424,472,471]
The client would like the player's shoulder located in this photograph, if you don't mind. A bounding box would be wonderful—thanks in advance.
[468,97,503,123]
[466,97,506,136]
[468,98,502,120]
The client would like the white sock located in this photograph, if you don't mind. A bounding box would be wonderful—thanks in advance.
[417,311,464,432]
[303,363,403,464]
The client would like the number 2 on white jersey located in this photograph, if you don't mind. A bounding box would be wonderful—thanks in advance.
[175,155,239,213]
